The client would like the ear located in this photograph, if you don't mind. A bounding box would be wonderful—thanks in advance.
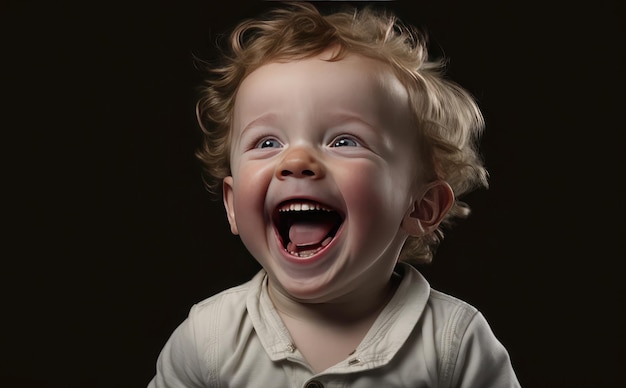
[222,176,239,235]
[401,180,454,237]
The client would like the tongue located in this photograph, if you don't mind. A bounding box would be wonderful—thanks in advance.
[289,219,335,247]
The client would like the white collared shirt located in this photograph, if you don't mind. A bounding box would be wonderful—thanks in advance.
[149,263,521,387]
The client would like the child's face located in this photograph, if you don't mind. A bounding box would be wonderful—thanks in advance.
[223,52,422,302]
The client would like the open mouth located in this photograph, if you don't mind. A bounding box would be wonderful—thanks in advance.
[273,200,343,258]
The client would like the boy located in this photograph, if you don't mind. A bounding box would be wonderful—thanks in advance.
[149,2,521,387]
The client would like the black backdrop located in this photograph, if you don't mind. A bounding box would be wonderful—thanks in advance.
[2,1,624,387]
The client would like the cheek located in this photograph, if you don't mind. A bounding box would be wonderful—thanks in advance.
[230,161,275,236]
[338,161,409,228]
[232,162,273,208]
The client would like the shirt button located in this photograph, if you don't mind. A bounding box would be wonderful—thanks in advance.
[305,380,324,388]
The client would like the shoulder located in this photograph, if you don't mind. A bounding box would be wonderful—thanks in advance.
[149,273,265,387]
[186,272,264,345]
[424,289,520,387]
[191,279,252,319]
[427,288,479,332]
[398,264,520,386]
[171,275,259,345]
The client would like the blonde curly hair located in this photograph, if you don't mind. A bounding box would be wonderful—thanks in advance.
[195,2,488,263]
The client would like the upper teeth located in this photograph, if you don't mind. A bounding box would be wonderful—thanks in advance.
[278,202,332,212]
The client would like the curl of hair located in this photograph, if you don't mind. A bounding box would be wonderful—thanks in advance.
[195,2,488,264]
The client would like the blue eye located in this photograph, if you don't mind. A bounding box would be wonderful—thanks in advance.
[257,138,282,149]
[331,137,359,147]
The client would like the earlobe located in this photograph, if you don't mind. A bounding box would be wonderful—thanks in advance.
[222,176,239,235]
[401,180,454,237]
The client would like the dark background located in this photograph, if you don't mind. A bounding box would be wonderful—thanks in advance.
[2,0,624,387]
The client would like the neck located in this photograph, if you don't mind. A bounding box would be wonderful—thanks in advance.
[268,273,400,326]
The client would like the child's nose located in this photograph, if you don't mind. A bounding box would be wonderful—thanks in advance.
[275,147,325,180]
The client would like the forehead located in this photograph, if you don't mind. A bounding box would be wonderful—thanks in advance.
[232,53,410,129]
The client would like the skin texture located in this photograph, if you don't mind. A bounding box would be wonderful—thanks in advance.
[222,51,453,371]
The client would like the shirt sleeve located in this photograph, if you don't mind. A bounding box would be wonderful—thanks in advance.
[147,304,208,388]
[450,312,521,388]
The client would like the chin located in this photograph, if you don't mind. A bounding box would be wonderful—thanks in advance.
[269,266,344,302]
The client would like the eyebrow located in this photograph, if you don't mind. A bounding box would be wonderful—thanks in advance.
[240,111,378,135]
[325,112,377,131]
[241,112,280,135]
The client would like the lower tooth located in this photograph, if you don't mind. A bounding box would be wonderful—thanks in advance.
[285,246,323,258]
[287,238,332,254]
